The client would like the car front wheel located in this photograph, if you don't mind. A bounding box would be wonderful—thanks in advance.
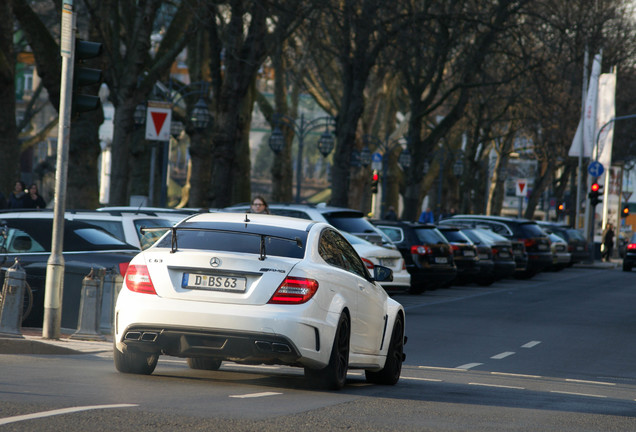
[113,343,158,375]
[305,312,350,390]
[365,314,404,385]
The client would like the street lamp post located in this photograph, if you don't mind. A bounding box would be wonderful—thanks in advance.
[362,135,411,217]
[269,114,336,203]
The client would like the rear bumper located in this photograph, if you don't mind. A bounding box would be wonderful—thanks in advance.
[118,325,303,365]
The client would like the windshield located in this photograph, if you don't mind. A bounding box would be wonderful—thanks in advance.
[414,227,448,244]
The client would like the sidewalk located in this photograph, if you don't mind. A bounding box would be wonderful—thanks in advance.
[0,327,112,355]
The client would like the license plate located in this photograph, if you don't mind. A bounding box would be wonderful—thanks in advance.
[576,246,584,251]
[380,258,396,267]
[538,244,548,250]
[499,251,510,258]
[463,250,475,257]
[434,257,448,264]
[182,273,247,292]
[479,253,489,260]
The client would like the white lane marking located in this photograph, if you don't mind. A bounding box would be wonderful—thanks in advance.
[550,391,607,398]
[0,404,138,426]
[491,352,515,360]
[565,379,616,386]
[469,382,525,390]
[418,366,468,372]
[522,341,541,348]
[491,372,543,379]
[229,392,282,399]
[402,376,443,382]
[456,363,483,370]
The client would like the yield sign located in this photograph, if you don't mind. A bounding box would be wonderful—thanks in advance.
[145,101,172,141]
[515,178,529,197]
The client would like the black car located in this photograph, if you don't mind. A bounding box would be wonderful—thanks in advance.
[622,232,636,271]
[0,215,138,328]
[372,220,457,293]
[460,227,517,281]
[437,226,481,284]
[440,215,551,278]
[537,221,588,265]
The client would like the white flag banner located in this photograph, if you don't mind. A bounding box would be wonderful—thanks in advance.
[568,53,601,158]
[584,54,602,155]
[596,72,616,168]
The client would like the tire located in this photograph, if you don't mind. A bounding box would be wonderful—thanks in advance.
[113,343,158,375]
[365,314,404,385]
[305,313,350,390]
[623,263,632,272]
[187,357,222,370]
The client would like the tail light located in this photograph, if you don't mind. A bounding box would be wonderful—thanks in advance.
[402,259,406,270]
[118,262,130,277]
[124,265,157,295]
[361,257,375,270]
[411,245,432,255]
[522,238,536,248]
[627,243,636,251]
[268,277,319,304]
[450,244,460,254]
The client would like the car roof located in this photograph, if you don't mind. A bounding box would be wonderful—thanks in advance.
[372,220,437,229]
[224,202,365,216]
[445,214,538,224]
[183,211,319,231]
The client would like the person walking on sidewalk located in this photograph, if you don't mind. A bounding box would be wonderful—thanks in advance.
[602,223,615,262]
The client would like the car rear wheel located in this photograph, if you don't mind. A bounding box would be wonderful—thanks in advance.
[187,357,222,370]
[365,313,404,385]
[623,262,632,272]
[305,312,350,390]
[113,343,158,375]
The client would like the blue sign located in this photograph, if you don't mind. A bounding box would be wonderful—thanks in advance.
[588,161,604,178]
[371,152,383,162]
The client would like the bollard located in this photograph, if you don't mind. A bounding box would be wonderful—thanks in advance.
[100,266,122,334]
[0,259,27,338]
[70,268,106,341]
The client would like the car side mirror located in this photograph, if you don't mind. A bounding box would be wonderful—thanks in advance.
[373,265,393,283]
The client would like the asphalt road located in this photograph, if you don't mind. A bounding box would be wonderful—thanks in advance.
[1,265,636,431]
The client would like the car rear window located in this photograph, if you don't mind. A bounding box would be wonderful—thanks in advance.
[155,223,308,259]
[439,229,471,243]
[517,222,547,238]
[322,212,377,234]
[414,227,448,244]
[566,229,585,241]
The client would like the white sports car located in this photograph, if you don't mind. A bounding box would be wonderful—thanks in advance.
[114,212,406,389]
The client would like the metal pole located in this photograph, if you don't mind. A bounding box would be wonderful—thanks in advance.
[437,149,444,221]
[295,114,305,203]
[576,48,589,229]
[160,139,169,207]
[148,145,156,205]
[44,1,75,339]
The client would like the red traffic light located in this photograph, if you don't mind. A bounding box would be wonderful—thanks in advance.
[591,182,600,192]
[372,171,379,182]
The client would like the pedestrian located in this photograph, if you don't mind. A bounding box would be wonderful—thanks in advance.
[24,184,46,209]
[250,195,270,214]
[602,223,615,262]
[418,207,434,224]
[384,206,398,221]
[8,181,27,209]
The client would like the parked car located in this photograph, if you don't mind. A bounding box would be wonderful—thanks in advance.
[223,203,385,246]
[371,220,457,293]
[440,215,551,278]
[437,226,481,284]
[0,213,138,328]
[459,228,516,282]
[546,233,571,271]
[340,231,411,293]
[114,212,405,390]
[622,232,636,271]
[68,210,177,249]
[537,221,588,265]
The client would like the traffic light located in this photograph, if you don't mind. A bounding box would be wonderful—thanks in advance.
[73,39,103,113]
[588,182,602,207]
[556,202,565,218]
[371,170,379,194]
[622,205,630,218]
